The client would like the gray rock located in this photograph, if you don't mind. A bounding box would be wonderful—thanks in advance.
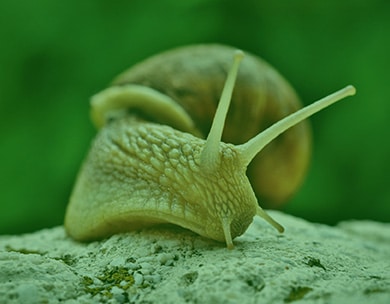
[0,211,389,304]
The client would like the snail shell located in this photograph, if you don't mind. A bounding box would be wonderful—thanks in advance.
[64,44,355,248]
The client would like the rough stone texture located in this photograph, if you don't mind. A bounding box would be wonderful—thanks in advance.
[0,211,389,304]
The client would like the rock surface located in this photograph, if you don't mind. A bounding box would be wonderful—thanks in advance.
[0,211,389,304]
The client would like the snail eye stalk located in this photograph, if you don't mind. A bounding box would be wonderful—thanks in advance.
[238,85,356,166]
[201,50,244,170]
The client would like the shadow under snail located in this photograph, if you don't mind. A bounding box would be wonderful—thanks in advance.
[64,44,356,249]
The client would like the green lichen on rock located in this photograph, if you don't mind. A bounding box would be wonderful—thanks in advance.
[82,276,103,297]
[284,286,313,303]
[81,266,134,300]
[304,256,326,271]
[98,266,135,290]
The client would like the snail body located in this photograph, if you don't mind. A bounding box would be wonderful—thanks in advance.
[65,45,355,248]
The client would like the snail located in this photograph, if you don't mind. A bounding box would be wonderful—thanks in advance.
[64,44,355,249]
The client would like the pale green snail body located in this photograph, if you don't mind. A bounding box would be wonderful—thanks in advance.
[66,118,256,244]
[65,45,355,248]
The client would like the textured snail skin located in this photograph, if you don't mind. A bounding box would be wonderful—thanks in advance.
[65,117,256,244]
[112,44,311,207]
[65,45,355,248]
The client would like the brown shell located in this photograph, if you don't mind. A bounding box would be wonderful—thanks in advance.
[112,44,311,208]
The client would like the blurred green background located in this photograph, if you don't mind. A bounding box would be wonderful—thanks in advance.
[0,0,389,235]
